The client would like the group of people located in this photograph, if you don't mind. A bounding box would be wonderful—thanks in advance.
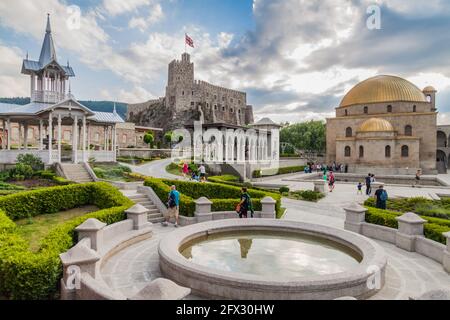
[357,173,388,209]
[181,162,207,183]
[161,185,254,228]
[304,162,349,174]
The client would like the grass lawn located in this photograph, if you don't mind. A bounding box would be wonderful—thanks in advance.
[15,205,99,252]
[91,163,142,182]
[166,163,184,176]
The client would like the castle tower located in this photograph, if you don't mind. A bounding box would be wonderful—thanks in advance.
[165,53,195,111]
[423,86,437,111]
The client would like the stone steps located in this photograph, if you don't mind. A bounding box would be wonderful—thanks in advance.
[61,164,94,183]
[126,191,165,223]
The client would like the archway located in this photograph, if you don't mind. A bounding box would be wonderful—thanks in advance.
[437,131,447,148]
[436,150,447,174]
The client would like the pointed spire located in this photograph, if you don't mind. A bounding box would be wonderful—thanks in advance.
[46,13,51,33]
[39,14,57,66]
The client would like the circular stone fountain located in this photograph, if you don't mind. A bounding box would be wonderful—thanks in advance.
[158,219,387,300]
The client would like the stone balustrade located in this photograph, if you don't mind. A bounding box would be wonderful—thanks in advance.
[344,204,450,273]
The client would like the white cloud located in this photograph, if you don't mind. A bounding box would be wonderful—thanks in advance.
[129,4,164,32]
[0,45,28,96]
[102,0,151,16]
[118,86,157,103]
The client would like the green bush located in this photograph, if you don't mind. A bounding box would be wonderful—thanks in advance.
[253,166,305,178]
[290,190,324,202]
[0,182,133,299]
[16,154,44,171]
[143,177,281,218]
[279,186,290,194]
[0,182,25,191]
[10,163,33,180]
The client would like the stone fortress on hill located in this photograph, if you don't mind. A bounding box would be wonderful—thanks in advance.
[127,53,254,131]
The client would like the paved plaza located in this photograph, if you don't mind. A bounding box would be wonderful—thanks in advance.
[104,164,450,300]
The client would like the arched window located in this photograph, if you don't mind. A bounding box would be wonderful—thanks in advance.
[359,146,364,158]
[363,106,368,114]
[387,105,392,113]
[405,125,412,136]
[413,105,417,112]
[345,127,352,137]
[426,95,432,103]
[385,145,391,158]
[345,146,351,157]
[401,145,409,157]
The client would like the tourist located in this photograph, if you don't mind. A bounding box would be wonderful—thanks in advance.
[199,164,207,182]
[328,171,335,192]
[374,185,388,210]
[238,187,254,218]
[415,170,421,187]
[365,173,372,196]
[357,182,363,195]
[182,162,189,179]
[163,185,180,227]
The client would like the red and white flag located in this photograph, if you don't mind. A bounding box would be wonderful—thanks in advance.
[185,34,194,48]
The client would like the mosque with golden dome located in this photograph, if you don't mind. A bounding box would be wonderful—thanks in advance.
[326,75,438,174]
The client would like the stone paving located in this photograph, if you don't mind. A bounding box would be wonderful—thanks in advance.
[101,169,450,300]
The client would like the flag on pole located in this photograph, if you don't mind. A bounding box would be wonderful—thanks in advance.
[185,33,194,48]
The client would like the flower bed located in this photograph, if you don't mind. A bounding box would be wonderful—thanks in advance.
[0,182,133,299]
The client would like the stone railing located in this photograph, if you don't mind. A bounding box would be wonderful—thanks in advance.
[59,204,191,300]
[344,203,450,273]
[138,186,277,226]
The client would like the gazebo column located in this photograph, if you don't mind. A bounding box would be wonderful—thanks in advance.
[39,119,44,151]
[18,123,22,150]
[24,123,28,150]
[7,118,11,150]
[73,115,78,163]
[1,119,5,150]
[57,114,62,163]
[113,125,117,161]
[48,113,53,164]
[82,116,86,162]
[87,123,91,153]
[103,126,107,151]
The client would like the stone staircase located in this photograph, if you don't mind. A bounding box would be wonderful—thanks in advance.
[60,163,94,183]
[128,191,165,224]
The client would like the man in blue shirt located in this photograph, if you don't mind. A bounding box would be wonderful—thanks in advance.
[163,185,180,227]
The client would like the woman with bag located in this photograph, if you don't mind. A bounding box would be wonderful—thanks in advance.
[237,187,254,218]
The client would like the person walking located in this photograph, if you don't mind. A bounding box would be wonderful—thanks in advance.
[162,185,180,227]
[328,171,335,192]
[182,162,189,179]
[199,164,207,182]
[357,182,363,195]
[365,173,372,196]
[374,185,388,210]
[414,170,421,187]
[238,187,254,218]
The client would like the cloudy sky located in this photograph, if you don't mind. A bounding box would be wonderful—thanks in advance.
[1,0,450,124]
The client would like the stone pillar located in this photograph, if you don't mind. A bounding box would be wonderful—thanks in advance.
[443,232,450,273]
[18,123,22,150]
[195,197,213,222]
[48,113,53,164]
[126,204,152,230]
[7,118,11,150]
[313,180,327,194]
[39,119,43,150]
[395,212,426,252]
[82,116,86,162]
[1,119,5,150]
[57,114,62,163]
[75,218,106,252]
[23,123,28,150]
[260,196,276,219]
[59,240,101,300]
[344,203,367,233]
[73,115,78,163]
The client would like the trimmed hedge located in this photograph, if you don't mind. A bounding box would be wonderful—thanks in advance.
[253,165,305,178]
[365,207,450,244]
[0,182,133,299]
[144,177,281,218]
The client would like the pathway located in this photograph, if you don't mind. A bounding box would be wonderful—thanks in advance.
[121,158,180,180]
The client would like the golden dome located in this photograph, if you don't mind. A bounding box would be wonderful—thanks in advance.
[358,118,394,132]
[423,86,437,92]
[339,75,427,108]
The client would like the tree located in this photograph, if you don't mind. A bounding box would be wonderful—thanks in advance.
[280,121,326,159]
[143,132,154,148]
